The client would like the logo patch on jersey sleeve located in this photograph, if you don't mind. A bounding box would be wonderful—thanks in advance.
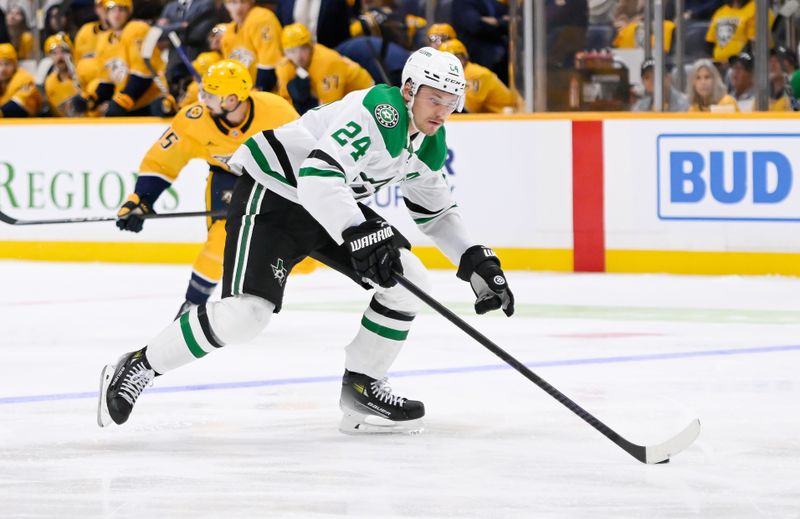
[186,105,204,119]
[374,103,399,128]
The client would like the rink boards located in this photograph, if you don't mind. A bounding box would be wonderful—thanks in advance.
[1,113,800,275]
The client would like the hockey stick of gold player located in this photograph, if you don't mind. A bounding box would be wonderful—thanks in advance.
[0,208,226,226]
[393,272,701,465]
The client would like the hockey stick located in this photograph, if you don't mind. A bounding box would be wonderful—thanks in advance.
[141,27,173,99]
[167,31,202,82]
[393,273,701,464]
[0,208,226,226]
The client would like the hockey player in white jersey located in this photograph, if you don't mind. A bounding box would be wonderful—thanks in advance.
[97,47,515,434]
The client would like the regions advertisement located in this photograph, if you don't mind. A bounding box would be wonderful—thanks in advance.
[0,119,574,266]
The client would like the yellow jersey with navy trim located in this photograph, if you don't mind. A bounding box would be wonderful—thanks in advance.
[44,71,80,116]
[706,1,775,62]
[220,7,283,83]
[463,61,514,113]
[613,20,675,53]
[94,20,164,109]
[276,44,374,106]
[74,21,106,61]
[0,68,42,116]
[139,91,299,181]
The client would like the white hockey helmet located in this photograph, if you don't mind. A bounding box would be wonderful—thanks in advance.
[402,46,467,111]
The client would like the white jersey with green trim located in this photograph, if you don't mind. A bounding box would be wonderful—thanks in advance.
[228,84,474,264]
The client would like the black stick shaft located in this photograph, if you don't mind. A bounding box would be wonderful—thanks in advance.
[394,273,643,461]
[0,209,226,226]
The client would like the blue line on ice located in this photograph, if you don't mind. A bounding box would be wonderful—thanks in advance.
[3,343,799,405]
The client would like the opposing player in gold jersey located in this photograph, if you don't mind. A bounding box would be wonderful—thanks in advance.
[277,23,373,114]
[116,60,299,316]
[220,0,283,91]
[439,39,514,113]
[75,0,171,116]
[0,44,42,117]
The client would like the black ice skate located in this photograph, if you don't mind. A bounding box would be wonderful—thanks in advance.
[339,370,425,434]
[97,348,156,427]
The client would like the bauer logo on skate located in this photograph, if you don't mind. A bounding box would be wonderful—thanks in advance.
[657,133,800,221]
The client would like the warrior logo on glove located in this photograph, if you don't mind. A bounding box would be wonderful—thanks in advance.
[457,245,514,316]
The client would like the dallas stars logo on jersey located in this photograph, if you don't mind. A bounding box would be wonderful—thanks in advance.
[374,104,399,128]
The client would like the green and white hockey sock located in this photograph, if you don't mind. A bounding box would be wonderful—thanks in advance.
[345,297,415,380]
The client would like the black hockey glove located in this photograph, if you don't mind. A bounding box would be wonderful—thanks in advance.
[457,245,514,317]
[116,194,154,233]
[342,218,403,288]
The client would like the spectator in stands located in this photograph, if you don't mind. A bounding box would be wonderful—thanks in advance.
[768,49,793,111]
[42,2,68,50]
[439,38,514,113]
[43,32,81,116]
[0,6,9,44]
[613,0,642,31]
[727,51,754,110]
[349,0,427,50]
[773,46,800,108]
[5,5,33,59]
[276,23,373,114]
[157,0,217,97]
[683,0,722,21]
[452,0,508,83]
[425,22,455,49]
[276,0,358,49]
[611,3,675,54]
[686,58,738,111]
[632,58,688,111]
[546,0,588,69]
[0,43,42,116]
[589,0,617,26]
[706,0,773,65]
[335,35,410,86]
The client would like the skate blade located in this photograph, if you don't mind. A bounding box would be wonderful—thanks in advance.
[96,364,115,428]
[338,413,424,435]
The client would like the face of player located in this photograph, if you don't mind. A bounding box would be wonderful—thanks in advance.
[427,34,449,50]
[694,66,714,98]
[200,90,240,116]
[406,84,459,136]
[49,47,69,70]
[0,59,15,82]
[224,0,253,24]
[106,6,130,31]
[284,46,312,70]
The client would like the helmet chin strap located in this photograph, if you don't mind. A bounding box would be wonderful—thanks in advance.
[405,87,420,134]
[214,98,243,124]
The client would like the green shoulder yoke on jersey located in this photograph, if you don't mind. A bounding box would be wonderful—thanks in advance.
[362,85,408,158]
[416,126,447,171]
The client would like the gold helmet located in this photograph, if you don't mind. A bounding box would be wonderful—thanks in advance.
[44,32,74,54]
[0,43,17,63]
[192,52,222,78]
[427,23,456,44]
[439,38,468,59]
[203,59,252,101]
[281,23,312,50]
[103,0,132,9]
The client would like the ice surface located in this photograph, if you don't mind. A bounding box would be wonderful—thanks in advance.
[1,262,799,518]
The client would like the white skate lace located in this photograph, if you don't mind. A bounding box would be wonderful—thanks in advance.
[370,378,406,407]
[118,364,154,407]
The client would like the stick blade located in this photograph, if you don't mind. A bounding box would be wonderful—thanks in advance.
[0,210,18,225]
[644,418,701,464]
